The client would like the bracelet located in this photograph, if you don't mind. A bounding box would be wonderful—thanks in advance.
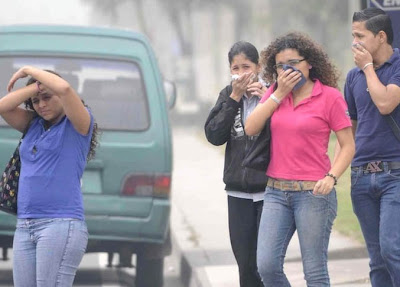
[325,173,337,186]
[270,93,281,105]
[362,62,373,71]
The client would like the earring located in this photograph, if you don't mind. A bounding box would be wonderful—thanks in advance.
[309,65,312,69]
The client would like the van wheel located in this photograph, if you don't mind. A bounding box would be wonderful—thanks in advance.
[135,256,164,287]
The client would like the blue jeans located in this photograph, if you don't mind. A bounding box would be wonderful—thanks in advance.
[351,166,400,287]
[257,187,337,287]
[13,218,88,287]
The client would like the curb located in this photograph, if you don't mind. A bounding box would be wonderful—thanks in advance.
[171,206,214,287]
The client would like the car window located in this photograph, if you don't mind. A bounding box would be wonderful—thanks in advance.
[0,56,150,131]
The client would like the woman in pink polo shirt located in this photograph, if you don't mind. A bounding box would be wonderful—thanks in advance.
[245,32,355,286]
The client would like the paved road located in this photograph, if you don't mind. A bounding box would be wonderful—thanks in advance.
[171,127,371,287]
[0,249,183,286]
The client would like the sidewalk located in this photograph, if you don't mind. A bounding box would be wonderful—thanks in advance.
[170,127,371,287]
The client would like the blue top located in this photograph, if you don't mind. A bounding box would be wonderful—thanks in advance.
[345,48,400,166]
[18,111,94,219]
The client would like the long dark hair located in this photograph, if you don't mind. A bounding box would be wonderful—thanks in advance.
[25,70,99,161]
[228,41,259,66]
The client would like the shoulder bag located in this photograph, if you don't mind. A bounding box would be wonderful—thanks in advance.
[384,114,400,143]
[0,124,31,215]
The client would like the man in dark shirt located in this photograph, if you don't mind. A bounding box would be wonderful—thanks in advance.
[345,7,400,287]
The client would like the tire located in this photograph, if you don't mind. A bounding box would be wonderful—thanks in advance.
[135,256,164,287]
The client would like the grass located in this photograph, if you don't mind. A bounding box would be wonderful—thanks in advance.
[328,133,364,243]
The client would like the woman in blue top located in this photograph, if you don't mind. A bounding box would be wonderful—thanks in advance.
[0,66,98,287]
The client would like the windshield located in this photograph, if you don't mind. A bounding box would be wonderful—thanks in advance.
[0,56,149,131]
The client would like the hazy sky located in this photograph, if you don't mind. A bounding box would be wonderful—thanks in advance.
[0,0,90,25]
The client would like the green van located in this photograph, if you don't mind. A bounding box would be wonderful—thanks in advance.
[0,25,175,287]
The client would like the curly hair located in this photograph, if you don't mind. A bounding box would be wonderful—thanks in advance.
[25,70,99,161]
[260,32,340,89]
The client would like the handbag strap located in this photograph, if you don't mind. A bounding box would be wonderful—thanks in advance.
[384,114,400,143]
[19,118,33,143]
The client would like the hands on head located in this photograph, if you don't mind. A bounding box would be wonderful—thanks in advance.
[7,66,32,92]
[36,81,53,97]
[7,66,56,98]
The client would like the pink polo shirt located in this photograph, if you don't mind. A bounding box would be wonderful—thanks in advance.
[260,80,351,181]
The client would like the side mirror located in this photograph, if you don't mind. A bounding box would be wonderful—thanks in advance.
[163,80,177,109]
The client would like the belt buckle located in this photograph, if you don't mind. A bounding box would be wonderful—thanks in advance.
[365,161,383,173]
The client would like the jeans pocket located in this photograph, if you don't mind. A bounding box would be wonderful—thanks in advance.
[306,190,329,199]
[307,190,337,216]
[351,170,360,186]
[73,220,89,236]
[386,168,400,179]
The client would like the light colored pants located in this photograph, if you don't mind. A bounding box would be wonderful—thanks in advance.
[13,218,88,287]
[257,187,337,287]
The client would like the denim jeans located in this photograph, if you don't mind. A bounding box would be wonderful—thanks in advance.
[257,187,337,287]
[351,165,400,287]
[13,218,88,287]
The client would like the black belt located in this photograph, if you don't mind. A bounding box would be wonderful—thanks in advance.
[351,161,400,173]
